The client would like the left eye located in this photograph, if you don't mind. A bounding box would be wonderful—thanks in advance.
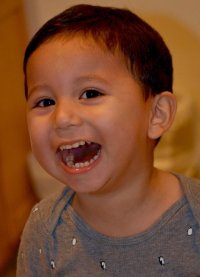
[81,89,103,99]
[35,98,55,107]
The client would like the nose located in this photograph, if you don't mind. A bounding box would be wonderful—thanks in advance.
[53,100,83,131]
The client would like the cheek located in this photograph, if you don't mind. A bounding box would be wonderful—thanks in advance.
[27,116,47,152]
[99,102,149,150]
[98,103,136,132]
[94,107,136,148]
[27,121,52,173]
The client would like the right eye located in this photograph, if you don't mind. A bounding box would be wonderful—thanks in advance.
[81,89,103,99]
[35,98,55,107]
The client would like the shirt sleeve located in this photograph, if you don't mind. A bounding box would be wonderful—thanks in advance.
[17,204,53,277]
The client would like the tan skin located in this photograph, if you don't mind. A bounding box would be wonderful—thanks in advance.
[73,169,182,237]
[26,36,183,238]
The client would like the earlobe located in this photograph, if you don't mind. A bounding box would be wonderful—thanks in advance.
[148,92,177,139]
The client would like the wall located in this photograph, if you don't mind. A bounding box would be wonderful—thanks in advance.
[23,0,200,38]
[0,0,36,271]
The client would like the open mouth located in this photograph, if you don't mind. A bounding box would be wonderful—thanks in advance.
[58,141,101,169]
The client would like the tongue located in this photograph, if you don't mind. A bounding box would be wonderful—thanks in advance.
[63,143,101,164]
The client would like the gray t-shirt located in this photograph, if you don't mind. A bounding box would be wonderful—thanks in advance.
[17,174,200,276]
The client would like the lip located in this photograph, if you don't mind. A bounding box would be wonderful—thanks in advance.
[57,140,102,175]
[59,150,102,175]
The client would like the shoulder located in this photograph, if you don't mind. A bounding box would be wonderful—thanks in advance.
[20,186,74,244]
[31,186,75,233]
[174,173,200,225]
[17,187,74,276]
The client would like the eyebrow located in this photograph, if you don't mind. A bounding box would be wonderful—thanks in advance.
[27,84,51,99]
[73,75,111,86]
[27,74,111,99]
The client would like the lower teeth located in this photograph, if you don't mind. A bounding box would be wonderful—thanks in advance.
[66,151,100,169]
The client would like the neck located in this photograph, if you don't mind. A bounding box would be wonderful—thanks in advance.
[72,168,183,237]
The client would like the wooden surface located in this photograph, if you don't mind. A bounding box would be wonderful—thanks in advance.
[0,0,36,271]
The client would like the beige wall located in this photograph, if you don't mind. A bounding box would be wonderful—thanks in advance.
[23,0,200,37]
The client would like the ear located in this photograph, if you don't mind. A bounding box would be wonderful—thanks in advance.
[148,92,177,139]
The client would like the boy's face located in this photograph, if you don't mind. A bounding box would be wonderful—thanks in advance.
[26,36,154,194]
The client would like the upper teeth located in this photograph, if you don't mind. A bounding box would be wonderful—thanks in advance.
[60,141,90,151]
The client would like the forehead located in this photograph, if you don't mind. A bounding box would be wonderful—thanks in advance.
[28,33,128,67]
[26,35,132,81]
[26,34,147,107]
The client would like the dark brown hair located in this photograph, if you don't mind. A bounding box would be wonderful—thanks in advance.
[24,4,173,98]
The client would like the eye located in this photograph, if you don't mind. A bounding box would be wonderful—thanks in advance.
[35,98,55,108]
[81,89,103,99]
